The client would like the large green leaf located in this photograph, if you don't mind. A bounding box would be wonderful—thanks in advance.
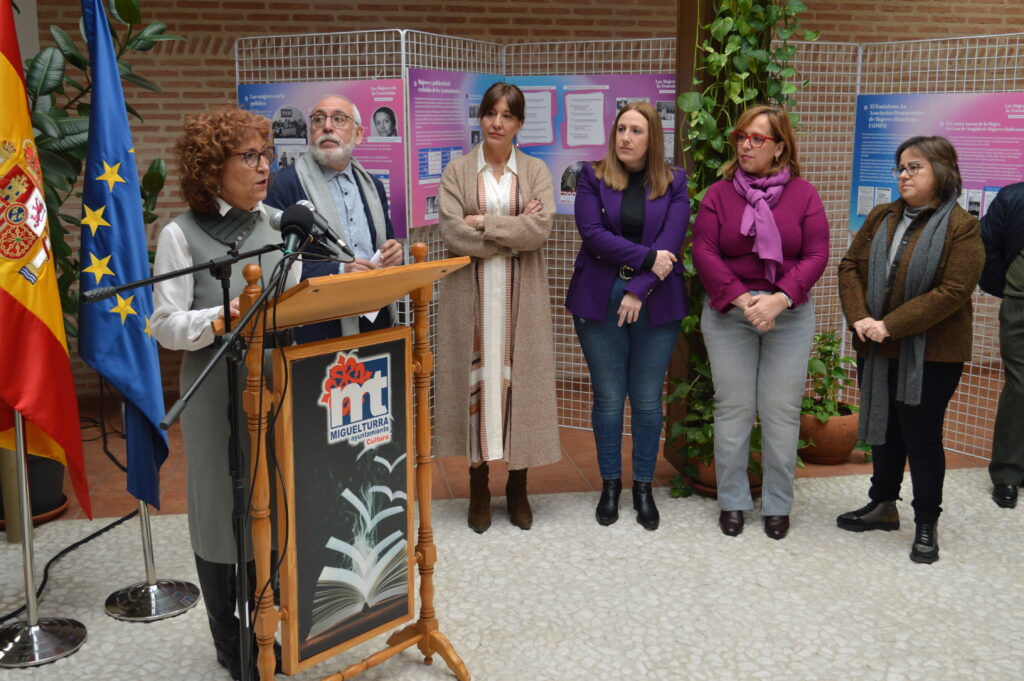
[25,47,65,99]
[677,91,703,113]
[39,148,80,180]
[56,116,90,135]
[108,0,141,25]
[49,25,88,70]
[117,62,162,92]
[38,131,90,152]
[32,110,61,138]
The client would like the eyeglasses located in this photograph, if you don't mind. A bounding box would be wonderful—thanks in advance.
[232,147,275,168]
[891,162,928,179]
[731,131,780,148]
[310,112,355,129]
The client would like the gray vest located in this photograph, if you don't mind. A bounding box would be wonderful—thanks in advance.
[174,205,285,563]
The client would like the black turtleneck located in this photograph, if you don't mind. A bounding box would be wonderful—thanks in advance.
[621,169,657,270]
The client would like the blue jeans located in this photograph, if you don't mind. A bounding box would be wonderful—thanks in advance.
[573,277,680,483]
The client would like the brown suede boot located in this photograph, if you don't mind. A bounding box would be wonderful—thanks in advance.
[467,463,491,533]
[506,468,533,530]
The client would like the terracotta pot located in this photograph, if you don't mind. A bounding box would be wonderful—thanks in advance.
[685,452,763,499]
[798,411,859,465]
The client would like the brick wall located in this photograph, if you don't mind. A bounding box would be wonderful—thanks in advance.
[30,0,1022,396]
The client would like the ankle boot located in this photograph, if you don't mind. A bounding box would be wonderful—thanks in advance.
[596,478,622,526]
[506,468,533,530]
[632,481,659,531]
[468,463,491,533]
[910,521,939,564]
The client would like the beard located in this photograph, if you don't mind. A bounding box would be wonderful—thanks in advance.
[311,132,356,168]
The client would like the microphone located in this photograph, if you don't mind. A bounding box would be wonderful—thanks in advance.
[296,200,356,257]
[270,204,316,254]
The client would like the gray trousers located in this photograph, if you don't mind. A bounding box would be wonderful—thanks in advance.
[702,300,815,516]
[990,296,1024,486]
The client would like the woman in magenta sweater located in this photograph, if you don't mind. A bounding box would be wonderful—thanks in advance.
[692,104,829,540]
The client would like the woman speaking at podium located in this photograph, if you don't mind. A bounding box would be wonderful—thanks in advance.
[151,106,296,680]
[435,82,561,533]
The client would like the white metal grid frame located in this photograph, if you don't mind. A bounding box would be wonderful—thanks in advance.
[232,29,1022,460]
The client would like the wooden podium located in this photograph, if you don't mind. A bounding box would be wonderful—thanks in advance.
[221,243,470,681]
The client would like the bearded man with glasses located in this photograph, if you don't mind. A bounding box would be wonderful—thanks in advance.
[265,95,403,341]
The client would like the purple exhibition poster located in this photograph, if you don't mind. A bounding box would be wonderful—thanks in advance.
[850,92,1024,230]
[407,70,676,225]
[509,74,677,215]
[238,80,408,237]
[406,69,501,227]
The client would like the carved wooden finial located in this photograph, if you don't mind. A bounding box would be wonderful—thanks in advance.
[412,242,427,263]
[243,263,262,285]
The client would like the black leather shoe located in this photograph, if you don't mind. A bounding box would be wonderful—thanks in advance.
[719,510,744,536]
[763,515,790,540]
[836,499,899,532]
[992,484,1018,509]
[632,481,659,530]
[596,478,622,525]
[910,522,939,564]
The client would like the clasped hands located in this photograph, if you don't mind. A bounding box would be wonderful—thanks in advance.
[732,292,789,331]
[852,316,890,343]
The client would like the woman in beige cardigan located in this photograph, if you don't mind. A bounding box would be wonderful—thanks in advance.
[435,82,561,533]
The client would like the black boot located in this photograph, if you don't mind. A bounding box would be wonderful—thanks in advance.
[910,522,939,564]
[194,554,242,679]
[836,499,899,532]
[595,478,622,526]
[632,481,659,531]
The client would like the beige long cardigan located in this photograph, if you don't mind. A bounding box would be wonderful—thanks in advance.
[433,146,562,470]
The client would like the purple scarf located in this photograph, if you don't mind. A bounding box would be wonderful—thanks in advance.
[732,165,791,283]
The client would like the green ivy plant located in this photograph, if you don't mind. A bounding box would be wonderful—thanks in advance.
[667,0,817,496]
[677,0,819,208]
[802,330,858,422]
[25,0,182,336]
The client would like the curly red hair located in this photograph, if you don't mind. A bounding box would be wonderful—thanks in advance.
[175,106,272,213]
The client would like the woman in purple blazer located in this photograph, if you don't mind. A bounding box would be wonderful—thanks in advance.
[692,104,829,540]
[566,101,689,531]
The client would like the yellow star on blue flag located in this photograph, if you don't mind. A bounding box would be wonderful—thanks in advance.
[77,0,168,508]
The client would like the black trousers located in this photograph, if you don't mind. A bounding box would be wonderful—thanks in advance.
[861,359,964,525]
[990,296,1024,486]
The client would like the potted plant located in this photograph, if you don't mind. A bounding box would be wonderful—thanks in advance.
[798,331,859,465]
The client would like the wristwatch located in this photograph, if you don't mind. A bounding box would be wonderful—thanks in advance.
[778,291,793,308]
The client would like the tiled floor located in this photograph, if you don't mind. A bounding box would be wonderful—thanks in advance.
[56,398,989,520]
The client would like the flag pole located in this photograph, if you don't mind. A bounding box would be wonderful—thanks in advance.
[0,412,87,667]
[105,403,199,621]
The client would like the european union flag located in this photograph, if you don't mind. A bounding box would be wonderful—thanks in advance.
[78,0,168,508]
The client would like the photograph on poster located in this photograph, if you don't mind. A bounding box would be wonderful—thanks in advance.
[560,161,585,194]
[273,106,309,144]
[425,195,439,220]
[372,106,398,138]
[656,100,675,124]
[470,129,481,146]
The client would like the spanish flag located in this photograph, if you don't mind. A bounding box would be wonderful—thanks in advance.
[0,0,91,518]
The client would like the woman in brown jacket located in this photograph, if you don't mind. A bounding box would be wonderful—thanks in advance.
[836,136,983,564]
[435,82,561,533]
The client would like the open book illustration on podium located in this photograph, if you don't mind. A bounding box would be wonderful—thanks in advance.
[308,486,408,638]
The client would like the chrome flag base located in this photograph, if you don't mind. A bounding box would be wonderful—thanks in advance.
[104,579,200,622]
[0,618,87,667]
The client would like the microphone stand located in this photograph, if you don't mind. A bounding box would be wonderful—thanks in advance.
[82,241,303,681]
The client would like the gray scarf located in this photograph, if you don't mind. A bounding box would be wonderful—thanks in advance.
[858,196,957,445]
